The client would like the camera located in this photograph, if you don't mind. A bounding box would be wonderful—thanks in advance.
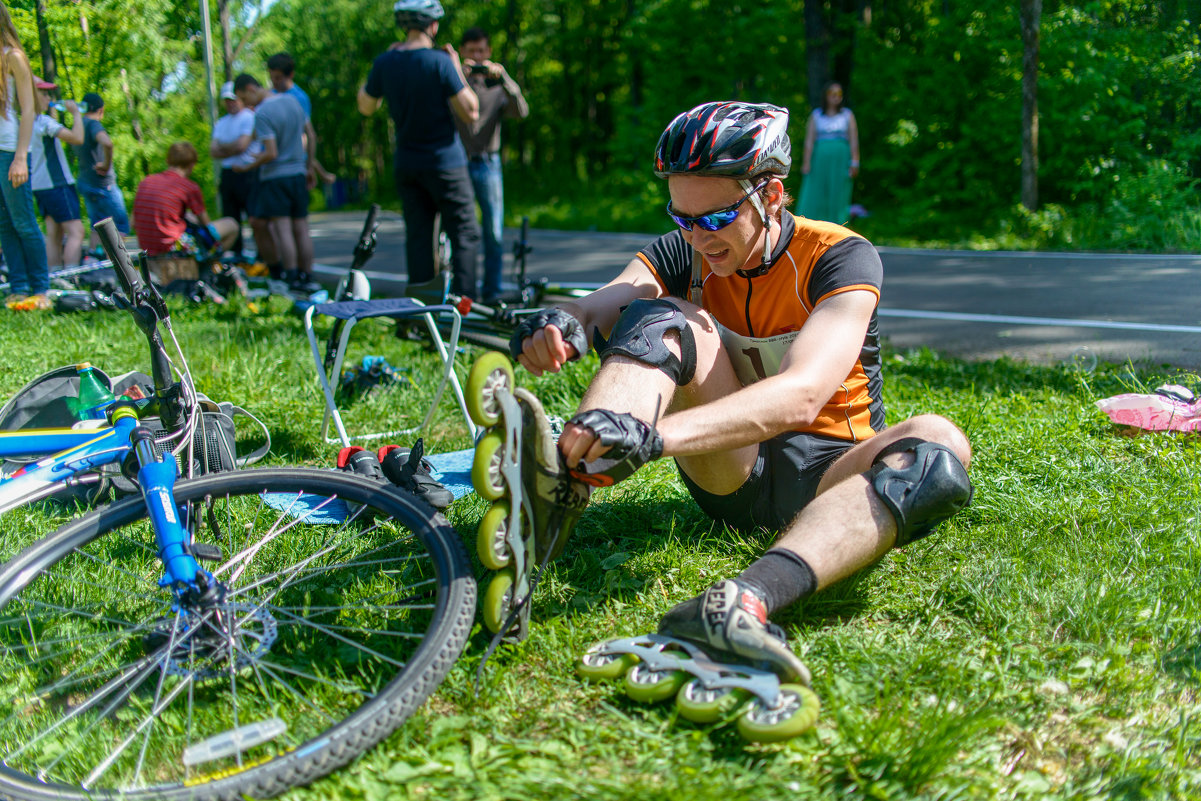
[469,63,490,75]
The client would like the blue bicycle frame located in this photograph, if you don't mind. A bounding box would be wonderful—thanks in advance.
[0,412,138,514]
[0,404,209,596]
[0,212,216,602]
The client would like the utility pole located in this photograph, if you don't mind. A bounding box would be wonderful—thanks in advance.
[199,0,222,211]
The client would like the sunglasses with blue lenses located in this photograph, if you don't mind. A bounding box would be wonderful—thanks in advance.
[665,180,766,232]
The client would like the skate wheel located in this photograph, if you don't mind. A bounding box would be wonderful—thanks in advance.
[476,500,512,570]
[675,678,749,724]
[482,569,516,634]
[467,352,514,427]
[576,641,640,682]
[736,684,820,743]
[623,662,688,703]
[472,432,506,501]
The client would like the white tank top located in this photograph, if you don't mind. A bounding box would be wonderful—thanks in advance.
[812,108,851,141]
[0,65,18,152]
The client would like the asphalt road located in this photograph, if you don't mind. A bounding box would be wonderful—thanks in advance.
[307,208,1201,369]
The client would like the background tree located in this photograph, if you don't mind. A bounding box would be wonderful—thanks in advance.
[10,0,1201,251]
[1020,0,1041,211]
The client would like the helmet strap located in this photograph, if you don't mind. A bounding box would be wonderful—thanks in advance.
[739,178,773,267]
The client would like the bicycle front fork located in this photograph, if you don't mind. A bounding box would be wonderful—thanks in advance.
[131,426,220,606]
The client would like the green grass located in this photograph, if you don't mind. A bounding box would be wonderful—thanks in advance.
[1,299,1199,799]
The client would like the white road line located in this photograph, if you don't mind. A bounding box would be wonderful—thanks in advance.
[879,308,1201,334]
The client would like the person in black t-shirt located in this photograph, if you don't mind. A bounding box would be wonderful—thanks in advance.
[357,0,481,297]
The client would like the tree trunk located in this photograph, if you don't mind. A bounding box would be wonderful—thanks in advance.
[1020,0,1041,211]
[120,68,149,176]
[35,0,56,86]
[219,0,234,83]
[804,0,830,111]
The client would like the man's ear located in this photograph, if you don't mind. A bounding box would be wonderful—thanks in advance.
[764,177,785,215]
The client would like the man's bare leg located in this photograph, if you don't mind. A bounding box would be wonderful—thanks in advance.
[767,415,973,589]
[292,217,314,276]
[268,217,296,273]
[44,219,63,268]
[562,298,757,495]
[62,220,83,267]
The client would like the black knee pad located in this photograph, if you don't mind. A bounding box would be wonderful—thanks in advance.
[592,298,697,386]
[869,437,972,547]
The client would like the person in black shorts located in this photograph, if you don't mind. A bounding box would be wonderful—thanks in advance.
[356,0,481,297]
[510,101,974,680]
[233,73,316,291]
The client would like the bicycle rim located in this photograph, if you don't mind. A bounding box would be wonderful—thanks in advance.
[0,468,475,801]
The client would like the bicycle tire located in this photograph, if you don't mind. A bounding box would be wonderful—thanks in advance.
[0,468,475,801]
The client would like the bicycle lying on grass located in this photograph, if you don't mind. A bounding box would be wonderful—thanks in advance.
[0,218,475,800]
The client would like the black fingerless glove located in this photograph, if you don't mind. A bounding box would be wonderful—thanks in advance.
[508,307,589,361]
[566,408,663,487]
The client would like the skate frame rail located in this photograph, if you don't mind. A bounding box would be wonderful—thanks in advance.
[493,386,532,606]
[595,634,783,708]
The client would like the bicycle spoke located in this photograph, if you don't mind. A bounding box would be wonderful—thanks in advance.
[85,669,193,788]
[273,620,430,640]
[267,606,407,669]
[229,544,424,600]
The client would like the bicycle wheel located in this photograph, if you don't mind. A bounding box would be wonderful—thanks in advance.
[0,468,475,801]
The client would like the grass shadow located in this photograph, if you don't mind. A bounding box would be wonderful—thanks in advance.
[1162,630,1201,684]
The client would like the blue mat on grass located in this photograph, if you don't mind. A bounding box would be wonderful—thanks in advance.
[261,491,352,524]
[424,447,475,500]
[260,447,478,524]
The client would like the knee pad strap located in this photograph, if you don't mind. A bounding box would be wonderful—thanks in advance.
[593,298,697,386]
[869,438,972,546]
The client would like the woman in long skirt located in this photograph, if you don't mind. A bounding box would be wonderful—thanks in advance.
[796,82,859,225]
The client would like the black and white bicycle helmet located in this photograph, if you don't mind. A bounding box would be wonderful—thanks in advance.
[654,101,791,180]
[394,0,444,29]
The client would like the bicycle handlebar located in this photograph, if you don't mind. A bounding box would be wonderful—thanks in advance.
[93,218,143,300]
[350,203,381,270]
[92,217,183,430]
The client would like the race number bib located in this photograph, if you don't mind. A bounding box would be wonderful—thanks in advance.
[716,323,799,386]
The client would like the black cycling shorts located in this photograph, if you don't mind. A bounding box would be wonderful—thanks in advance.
[677,430,855,533]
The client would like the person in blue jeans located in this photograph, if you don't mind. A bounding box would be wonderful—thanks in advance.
[456,27,528,303]
[73,92,130,251]
[0,6,50,310]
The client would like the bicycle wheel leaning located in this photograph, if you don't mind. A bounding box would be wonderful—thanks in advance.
[0,468,475,801]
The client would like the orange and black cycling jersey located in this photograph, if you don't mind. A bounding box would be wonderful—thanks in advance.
[636,212,885,442]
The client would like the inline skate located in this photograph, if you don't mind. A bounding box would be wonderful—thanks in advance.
[466,352,590,640]
[577,579,820,743]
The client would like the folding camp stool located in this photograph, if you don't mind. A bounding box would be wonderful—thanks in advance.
[303,298,479,447]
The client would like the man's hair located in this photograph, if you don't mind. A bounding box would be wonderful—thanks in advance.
[233,73,261,92]
[166,141,198,169]
[461,27,489,46]
[266,52,295,76]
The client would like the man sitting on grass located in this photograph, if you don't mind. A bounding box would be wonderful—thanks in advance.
[132,141,239,258]
[510,101,974,681]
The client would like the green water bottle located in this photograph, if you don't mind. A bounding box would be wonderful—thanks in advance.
[73,363,116,420]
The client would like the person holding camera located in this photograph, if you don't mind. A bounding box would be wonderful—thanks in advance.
[455,27,528,304]
[357,0,481,298]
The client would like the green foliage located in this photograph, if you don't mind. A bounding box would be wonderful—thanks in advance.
[16,0,1201,249]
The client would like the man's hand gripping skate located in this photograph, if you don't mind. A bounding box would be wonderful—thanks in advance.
[560,409,663,488]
